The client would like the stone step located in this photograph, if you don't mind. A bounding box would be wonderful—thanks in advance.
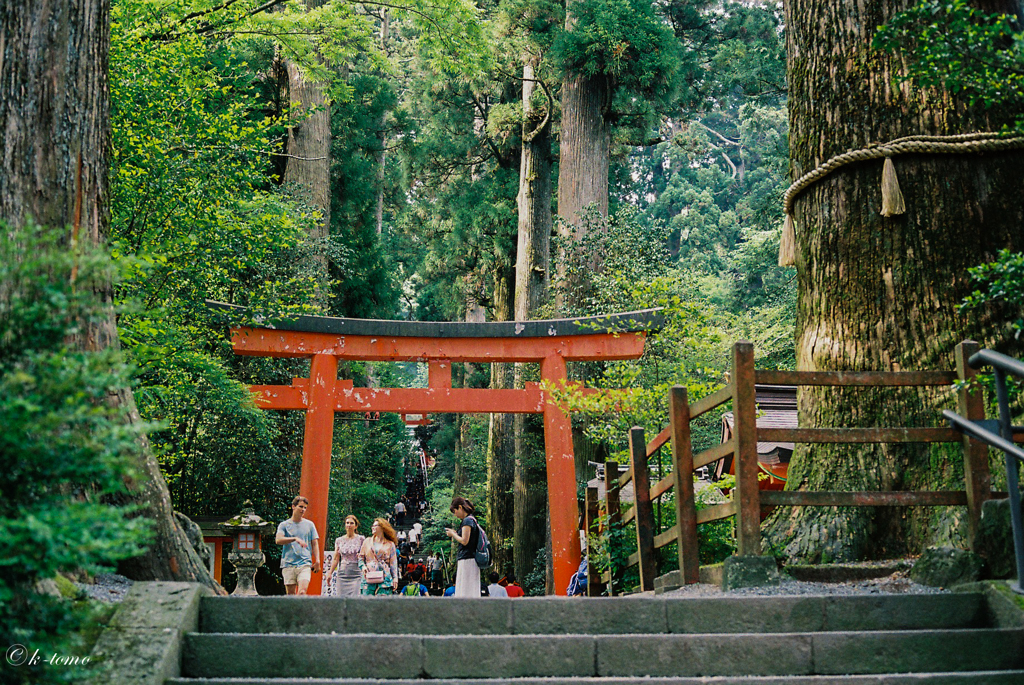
[167,673,1024,685]
[198,593,988,636]
[180,629,1024,679]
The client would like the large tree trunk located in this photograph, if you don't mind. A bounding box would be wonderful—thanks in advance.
[556,66,611,307]
[0,0,221,591]
[374,11,389,236]
[487,265,516,573]
[512,57,554,584]
[283,0,331,274]
[766,0,1024,562]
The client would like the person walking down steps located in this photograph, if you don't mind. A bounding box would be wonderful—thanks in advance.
[445,496,480,598]
[275,495,320,596]
[359,518,399,596]
[327,514,364,597]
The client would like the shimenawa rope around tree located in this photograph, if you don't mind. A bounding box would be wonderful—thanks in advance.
[779,131,1024,267]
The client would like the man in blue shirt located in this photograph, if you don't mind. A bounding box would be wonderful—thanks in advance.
[275,495,320,595]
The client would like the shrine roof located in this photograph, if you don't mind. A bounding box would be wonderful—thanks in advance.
[206,300,663,338]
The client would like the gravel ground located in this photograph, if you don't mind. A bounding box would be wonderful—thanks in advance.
[76,573,134,603]
[661,569,948,598]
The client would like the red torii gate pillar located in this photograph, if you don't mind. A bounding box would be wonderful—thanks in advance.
[213,303,661,595]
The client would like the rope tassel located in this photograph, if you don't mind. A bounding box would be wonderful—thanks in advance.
[779,213,796,267]
[880,157,906,217]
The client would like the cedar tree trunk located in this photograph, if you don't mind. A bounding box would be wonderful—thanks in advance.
[487,266,516,572]
[513,57,554,583]
[283,0,331,273]
[765,0,1024,562]
[0,0,221,591]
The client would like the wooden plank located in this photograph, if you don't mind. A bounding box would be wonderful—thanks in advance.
[650,473,674,500]
[754,369,957,387]
[760,491,969,507]
[757,427,960,443]
[646,426,671,457]
[622,507,636,524]
[602,460,620,596]
[605,461,621,526]
[696,501,737,524]
[670,385,700,585]
[629,426,657,591]
[694,440,734,470]
[618,467,633,487]
[689,385,733,418]
[732,341,761,555]
[654,524,681,549]
[957,340,991,550]
[585,486,602,597]
[626,551,639,568]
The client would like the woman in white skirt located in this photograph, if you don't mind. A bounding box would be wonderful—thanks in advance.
[444,496,480,598]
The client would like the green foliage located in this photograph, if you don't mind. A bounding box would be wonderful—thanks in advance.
[552,0,683,97]
[586,512,640,593]
[962,249,1024,338]
[874,0,1024,130]
[695,476,736,564]
[0,222,152,684]
[109,2,340,520]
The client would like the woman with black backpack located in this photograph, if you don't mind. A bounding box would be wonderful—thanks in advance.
[444,496,481,598]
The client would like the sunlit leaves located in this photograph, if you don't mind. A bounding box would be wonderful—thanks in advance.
[874,0,1024,130]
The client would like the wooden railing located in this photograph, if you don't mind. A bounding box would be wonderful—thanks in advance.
[585,340,1001,594]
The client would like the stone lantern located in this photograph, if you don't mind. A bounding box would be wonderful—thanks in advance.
[219,501,274,596]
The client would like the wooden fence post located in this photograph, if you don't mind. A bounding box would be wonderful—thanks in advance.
[956,340,992,550]
[603,460,620,596]
[670,385,700,584]
[732,341,761,556]
[605,461,621,524]
[629,426,657,591]
[584,485,603,596]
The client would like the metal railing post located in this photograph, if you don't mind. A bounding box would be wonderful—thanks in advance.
[994,368,1024,592]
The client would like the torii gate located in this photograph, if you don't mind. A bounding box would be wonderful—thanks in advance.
[210,302,662,595]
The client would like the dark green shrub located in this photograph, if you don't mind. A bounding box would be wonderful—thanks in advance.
[0,221,151,684]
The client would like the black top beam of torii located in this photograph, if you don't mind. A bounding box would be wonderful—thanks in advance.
[206,300,664,339]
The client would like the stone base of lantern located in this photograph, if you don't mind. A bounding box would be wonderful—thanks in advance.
[227,550,265,596]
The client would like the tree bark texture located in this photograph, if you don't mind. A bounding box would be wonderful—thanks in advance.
[516,58,553,318]
[767,0,1024,562]
[0,0,221,591]
[283,0,331,272]
[374,11,389,235]
[487,266,516,572]
[512,57,554,584]
[556,68,611,307]
[557,73,611,226]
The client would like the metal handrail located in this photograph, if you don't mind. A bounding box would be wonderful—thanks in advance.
[944,347,1024,594]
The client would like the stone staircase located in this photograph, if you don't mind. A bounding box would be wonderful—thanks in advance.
[166,592,1024,684]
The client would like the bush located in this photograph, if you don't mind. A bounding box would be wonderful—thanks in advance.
[0,222,151,684]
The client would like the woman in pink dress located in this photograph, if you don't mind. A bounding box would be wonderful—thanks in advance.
[327,515,365,597]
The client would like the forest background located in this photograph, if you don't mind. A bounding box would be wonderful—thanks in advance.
[101,0,794,595]
[5,1,1024,681]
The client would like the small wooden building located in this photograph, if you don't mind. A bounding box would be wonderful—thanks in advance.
[714,384,797,489]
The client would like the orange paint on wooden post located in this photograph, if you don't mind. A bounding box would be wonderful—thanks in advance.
[541,353,580,596]
[299,353,337,595]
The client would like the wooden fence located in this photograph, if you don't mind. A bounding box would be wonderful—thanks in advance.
[586,340,1000,595]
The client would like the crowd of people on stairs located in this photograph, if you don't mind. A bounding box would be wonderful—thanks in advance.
[281,462,528,598]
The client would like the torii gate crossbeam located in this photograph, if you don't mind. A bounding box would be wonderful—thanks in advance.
[211,302,662,595]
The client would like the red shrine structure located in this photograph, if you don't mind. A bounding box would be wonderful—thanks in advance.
[210,302,662,595]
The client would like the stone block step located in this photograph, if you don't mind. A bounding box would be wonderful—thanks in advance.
[167,674,1024,685]
[181,629,1024,680]
[198,593,988,636]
